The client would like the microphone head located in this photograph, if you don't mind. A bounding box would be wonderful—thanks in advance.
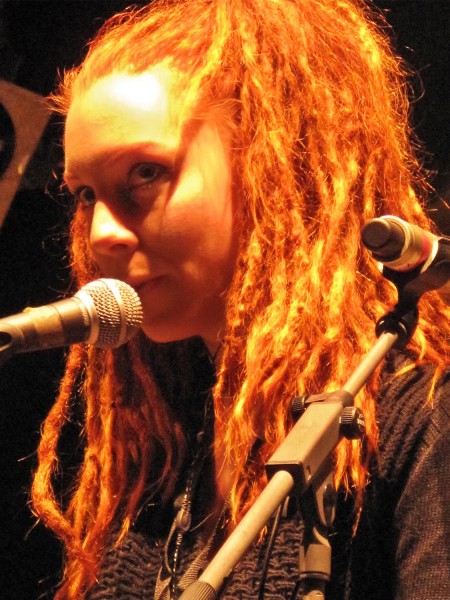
[77,279,143,348]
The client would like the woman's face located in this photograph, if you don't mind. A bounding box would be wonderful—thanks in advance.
[64,67,238,352]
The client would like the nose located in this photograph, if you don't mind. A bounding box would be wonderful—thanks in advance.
[89,200,138,257]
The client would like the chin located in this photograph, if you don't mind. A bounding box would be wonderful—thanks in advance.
[140,322,197,345]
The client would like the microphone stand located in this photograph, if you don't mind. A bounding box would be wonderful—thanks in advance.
[179,301,418,600]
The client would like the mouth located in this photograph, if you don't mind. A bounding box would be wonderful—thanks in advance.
[126,272,152,288]
[129,275,165,294]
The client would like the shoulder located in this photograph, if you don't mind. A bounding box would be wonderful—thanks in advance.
[375,352,450,482]
[332,355,450,600]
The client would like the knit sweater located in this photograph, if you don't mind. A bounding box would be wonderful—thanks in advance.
[88,353,450,600]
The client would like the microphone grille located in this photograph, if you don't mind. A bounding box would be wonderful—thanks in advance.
[80,279,143,348]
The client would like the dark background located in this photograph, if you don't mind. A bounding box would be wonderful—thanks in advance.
[0,1,449,598]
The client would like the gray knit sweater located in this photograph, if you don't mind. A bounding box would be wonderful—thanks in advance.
[88,353,450,599]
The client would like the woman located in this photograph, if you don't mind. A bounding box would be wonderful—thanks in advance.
[32,0,450,598]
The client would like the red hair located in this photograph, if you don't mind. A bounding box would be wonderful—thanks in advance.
[32,0,450,596]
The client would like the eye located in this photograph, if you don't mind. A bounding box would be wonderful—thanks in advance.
[74,186,96,207]
[128,162,170,189]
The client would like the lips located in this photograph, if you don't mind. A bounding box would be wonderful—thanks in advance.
[128,275,166,294]
[126,271,153,288]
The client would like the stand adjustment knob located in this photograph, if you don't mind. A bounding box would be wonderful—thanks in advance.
[340,407,365,439]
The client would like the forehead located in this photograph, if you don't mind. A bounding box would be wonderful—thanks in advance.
[64,66,183,161]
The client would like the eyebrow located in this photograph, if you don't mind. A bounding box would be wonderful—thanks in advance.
[63,140,179,184]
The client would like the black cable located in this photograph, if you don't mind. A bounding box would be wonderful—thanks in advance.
[257,502,283,600]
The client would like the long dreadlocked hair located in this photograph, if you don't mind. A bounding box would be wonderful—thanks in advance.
[31,0,450,596]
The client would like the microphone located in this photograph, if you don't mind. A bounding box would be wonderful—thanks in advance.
[0,278,143,363]
[362,215,450,303]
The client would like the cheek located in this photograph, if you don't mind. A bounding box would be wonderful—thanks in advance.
[159,175,236,265]
[163,122,235,256]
